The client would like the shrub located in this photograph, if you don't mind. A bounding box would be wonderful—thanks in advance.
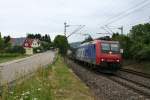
[6,46,25,54]
[0,53,20,57]
[33,47,44,53]
[135,45,150,61]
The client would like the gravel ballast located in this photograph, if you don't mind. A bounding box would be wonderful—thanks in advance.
[66,60,150,100]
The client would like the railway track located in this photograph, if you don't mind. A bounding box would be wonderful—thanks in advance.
[88,66,150,98]
[74,62,150,98]
[105,68,150,98]
[120,68,150,79]
[107,75,150,98]
[73,61,150,98]
[67,60,150,99]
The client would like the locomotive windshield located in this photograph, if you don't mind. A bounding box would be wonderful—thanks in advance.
[111,44,119,52]
[101,43,110,51]
[101,43,120,53]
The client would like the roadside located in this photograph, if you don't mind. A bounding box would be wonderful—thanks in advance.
[0,53,28,63]
[1,56,94,100]
[0,51,55,85]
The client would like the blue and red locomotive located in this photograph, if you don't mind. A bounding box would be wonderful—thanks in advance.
[75,39,123,72]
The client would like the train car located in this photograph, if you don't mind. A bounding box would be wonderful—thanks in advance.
[75,40,123,72]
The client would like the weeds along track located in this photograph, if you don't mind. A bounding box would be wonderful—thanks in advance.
[0,52,58,96]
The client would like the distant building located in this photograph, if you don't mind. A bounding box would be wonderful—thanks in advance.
[31,39,41,48]
[23,38,40,48]
[23,38,41,55]
[10,37,26,46]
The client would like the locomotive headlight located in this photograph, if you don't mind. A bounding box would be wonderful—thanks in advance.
[109,51,112,54]
[101,58,104,62]
[117,59,120,62]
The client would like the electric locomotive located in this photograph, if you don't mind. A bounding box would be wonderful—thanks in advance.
[75,39,123,72]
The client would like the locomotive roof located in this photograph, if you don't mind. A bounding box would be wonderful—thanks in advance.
[99,40,119,43]
[79,40,119,47]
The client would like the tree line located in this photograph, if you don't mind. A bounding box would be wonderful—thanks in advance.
[0,33,54,54]
[112,23,150,61]
[1,23,149,61]
[0,33,69,55]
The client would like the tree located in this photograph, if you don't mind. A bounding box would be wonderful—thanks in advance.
[112,33,132,59]
[128,23,150,60]
[0,35,12,53]
[27,34,35,39]
[0,34,4,52]
[54,35,69,55]
[35,34,42,39]
[4,36,11,44]
[41,34,51,43]
[129,23,150,44]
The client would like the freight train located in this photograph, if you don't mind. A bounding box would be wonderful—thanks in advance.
[74,39,123,73]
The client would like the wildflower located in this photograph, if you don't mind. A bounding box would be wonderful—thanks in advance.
[32,97,38,100]
[25,91,30,95]
[24,95,28,99]
[9,91,14,94]
[20,97,23,100]
[37,88,41,91]
[14,96,18,99]
[21,93,25,96]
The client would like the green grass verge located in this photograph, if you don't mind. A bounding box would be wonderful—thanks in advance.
[2,56,94,100]
[0,53,27,63]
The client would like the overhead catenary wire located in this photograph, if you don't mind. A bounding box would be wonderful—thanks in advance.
[105,0,150,25]
[105,0,147,23]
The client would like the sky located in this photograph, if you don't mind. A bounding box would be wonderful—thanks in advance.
[0,0,150,42]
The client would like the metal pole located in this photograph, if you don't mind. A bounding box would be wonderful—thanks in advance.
[64,22,67,36]
[118,26,123,34]
[121,26,123,34]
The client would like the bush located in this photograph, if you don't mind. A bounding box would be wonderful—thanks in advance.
[0,53,21,57]
[134,45,150,61]
[53,35,69,55]
[33,47,44,53]
[6,46,25,54]
[41,41,51,51]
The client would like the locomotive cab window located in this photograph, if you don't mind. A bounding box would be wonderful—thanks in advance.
[101,43,110,52]
[101,43,120,53]
[111,44,120,52]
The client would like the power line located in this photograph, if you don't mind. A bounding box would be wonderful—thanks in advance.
[105,0,147,23]
[105,0,150,25]
[64,22,85,38]
[67,25,85,38]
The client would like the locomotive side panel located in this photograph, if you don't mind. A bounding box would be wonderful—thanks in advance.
[75,43,96,64]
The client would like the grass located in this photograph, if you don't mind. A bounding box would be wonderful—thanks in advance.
[0,53,28,63]
[1,56,94,100]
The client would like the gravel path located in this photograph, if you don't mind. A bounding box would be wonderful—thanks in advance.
[0,51,55,85]
[66,60,150,100]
